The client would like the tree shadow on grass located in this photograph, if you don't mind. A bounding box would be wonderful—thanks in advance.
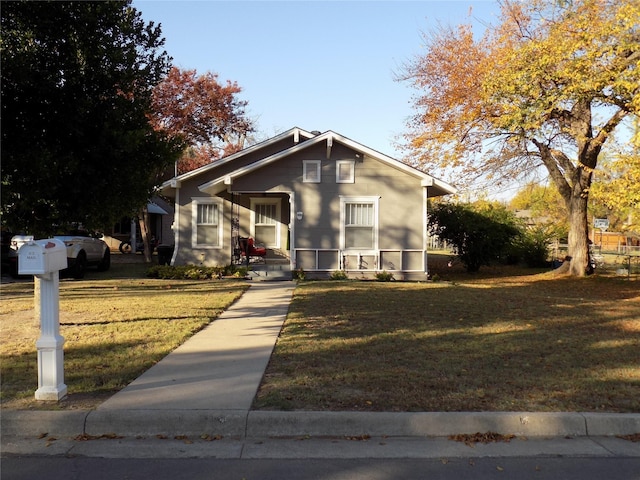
[254,278,640,412]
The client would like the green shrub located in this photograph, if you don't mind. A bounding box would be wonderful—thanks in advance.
[428,202,521,273]
[292,268,306,280]
[230,266,249,278]
[375,270,394,282]
[330,270,349,280]
[509,226,554,268]
[146,264,245,280]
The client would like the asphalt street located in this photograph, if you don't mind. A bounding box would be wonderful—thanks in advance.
[3,455,640,480]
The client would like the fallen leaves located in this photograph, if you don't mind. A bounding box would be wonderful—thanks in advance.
[449,431,516,447]
[617,433,640,442]
[344,434,371,441]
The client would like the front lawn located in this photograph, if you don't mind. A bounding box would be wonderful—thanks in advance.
[0,269,248,409]
[254,273,640,412]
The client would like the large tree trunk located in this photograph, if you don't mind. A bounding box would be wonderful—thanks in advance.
[566,192,590,276]
[138,206,153,263]
[565,147,595,277]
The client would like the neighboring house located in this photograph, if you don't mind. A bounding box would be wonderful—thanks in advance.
[102,197,174,252]
[514,209,552,228]
[159,127,456,279]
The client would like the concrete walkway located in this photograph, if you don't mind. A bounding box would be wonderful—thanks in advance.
[2,279,640,460]
[98,280,294,411]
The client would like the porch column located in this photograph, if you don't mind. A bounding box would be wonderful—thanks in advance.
[289,191,296,271]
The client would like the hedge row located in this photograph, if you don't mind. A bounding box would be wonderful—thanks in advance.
[146,264,249,280]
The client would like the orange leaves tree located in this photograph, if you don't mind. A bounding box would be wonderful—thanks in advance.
[149,67,254,174]
[401,0,639,276]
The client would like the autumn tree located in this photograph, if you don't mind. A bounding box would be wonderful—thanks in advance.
[149,67,254,174]
[401,0,639,276]
[1,1,180,237]
[589,120,640,232]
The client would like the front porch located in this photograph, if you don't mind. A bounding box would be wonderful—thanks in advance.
[234,246,292,281]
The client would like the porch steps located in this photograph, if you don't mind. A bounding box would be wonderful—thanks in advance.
[246,262,292,281]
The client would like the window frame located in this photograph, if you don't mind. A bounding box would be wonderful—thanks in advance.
[250,197,281,248]
[303,160,322,183]
[191,197,223,249]
[336,160,355,183]
[339,196,379,251]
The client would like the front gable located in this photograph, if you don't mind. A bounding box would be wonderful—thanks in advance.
[184,130,455,197]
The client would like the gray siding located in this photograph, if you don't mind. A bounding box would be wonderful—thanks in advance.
[233,143,425,253]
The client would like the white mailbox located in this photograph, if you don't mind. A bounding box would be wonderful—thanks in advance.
[18,238,68,275]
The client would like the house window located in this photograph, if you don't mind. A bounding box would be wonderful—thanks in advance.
[303,160,321,183]
[251,198,281,248]
[192,198,223,248]
[336,160,355,183]
[340,196,379,250]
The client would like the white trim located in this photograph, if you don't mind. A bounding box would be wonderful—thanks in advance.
[303,160,322,183]
[423,186,429,275]
[191,197,224,249]
[289,191,296,271]
[250,197,282,248]
[336,160,355,183]
[170,188,180,265]
[339,196,380,250]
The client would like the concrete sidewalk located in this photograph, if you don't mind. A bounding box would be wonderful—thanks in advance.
[2,279,640,459]
[98,280,295,411]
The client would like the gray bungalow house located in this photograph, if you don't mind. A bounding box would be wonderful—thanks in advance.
[159,127,455,280]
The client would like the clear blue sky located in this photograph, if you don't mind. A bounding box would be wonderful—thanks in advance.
[134,0,501,159]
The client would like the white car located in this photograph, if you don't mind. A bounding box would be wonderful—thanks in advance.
[9,233,110,279]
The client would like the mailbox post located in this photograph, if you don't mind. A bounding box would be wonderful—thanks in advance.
[18,239,68,401]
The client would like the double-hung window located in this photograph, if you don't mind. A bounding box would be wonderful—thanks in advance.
[340,196,379,250]
[192,198,223,248]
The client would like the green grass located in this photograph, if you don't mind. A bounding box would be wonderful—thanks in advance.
[254,272,640,413]
[3,254,638,413]
[0,261,248,408]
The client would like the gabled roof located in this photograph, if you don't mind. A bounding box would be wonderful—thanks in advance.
[159,127,315,190]
[160,128,456,197]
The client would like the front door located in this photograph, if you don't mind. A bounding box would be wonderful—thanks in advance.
[250,198,281,249]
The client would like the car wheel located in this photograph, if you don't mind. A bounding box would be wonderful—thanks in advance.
[72,251,87,279]
[9,263,19,278]
[119,241,132,254]
[97,248,111,272]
